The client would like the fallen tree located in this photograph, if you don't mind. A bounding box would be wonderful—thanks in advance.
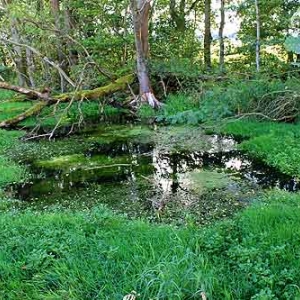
[0,74,134,128]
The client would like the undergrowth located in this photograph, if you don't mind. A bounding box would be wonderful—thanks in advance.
[0,191,300,299]
[144,76,300,125]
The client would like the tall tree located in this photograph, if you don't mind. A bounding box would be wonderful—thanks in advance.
[255,0,260,72]
[50,0,67,91]
[131,0,160,108]
[219,0,225,72]
[2,0,28,86]
[204,0,212,69]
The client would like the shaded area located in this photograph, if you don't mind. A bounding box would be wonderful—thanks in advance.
[7,125,300,225]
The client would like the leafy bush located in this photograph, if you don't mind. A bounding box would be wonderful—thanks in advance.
[153,76,300,125]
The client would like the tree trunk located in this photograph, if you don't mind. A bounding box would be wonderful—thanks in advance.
[25,46,36,88]
[2,0,28,86]
[131,0,160,108]
[50,0,67,91]
[219,0,225,72]
[255,0,260,72]
[204,0,212,70]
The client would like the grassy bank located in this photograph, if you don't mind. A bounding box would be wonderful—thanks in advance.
[0,191,300,299]
[218,120,300,177]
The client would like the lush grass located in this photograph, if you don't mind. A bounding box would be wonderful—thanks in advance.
[20,102,123,128]
[0,90,16,102]
[0,206,213,299]
[217,119,300,139]
[216,119,300,177]
[1,191,300,299]
[240,133,300,177]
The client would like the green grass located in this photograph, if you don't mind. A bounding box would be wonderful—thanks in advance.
[215,120,300,177]
[1,191,300,299]
[0,90,16,102]
[217,119,300,139]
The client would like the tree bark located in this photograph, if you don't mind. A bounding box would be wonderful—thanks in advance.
[25,45,36,88]
[50,0,68,91]
[204,0,212,70]
[219,0,225,72]
[2,0,28,86]
[255,0,260,72]
[131,0,161,108]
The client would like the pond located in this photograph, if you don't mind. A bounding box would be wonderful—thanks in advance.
[7,125,299,225]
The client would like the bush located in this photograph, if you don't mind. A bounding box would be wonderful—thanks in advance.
[153,76,300,125]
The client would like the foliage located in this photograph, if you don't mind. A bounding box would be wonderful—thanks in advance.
[153,76,300,125]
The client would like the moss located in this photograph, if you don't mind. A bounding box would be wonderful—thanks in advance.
[56,74,134,102]
[187,170,234,193]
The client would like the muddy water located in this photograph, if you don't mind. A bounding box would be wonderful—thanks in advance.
[9,125,299,225]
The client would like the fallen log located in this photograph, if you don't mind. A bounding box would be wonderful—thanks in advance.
[0,82,53,101]
[0,75,134,128]
[55,75,134,103]
[0,101,49,128]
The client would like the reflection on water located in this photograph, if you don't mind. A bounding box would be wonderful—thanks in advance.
[11,134,300,202]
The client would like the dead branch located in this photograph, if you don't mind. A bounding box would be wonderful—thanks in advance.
[0,38,75,87]
[0,101,48,127]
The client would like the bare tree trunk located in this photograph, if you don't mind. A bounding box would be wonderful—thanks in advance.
[2,0,28,86]
[10,22,28,86]
[25,47,36,88]
[219,0,225,72]
[131,0,160,108]
[50,0,67,91]
[204,0,212,70]
[64,7,78,67]
[255,0,260,72]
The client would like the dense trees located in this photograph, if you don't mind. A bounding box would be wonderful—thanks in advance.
[0,0,299,121]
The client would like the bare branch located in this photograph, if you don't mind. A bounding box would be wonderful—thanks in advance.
[0,38,75,87]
